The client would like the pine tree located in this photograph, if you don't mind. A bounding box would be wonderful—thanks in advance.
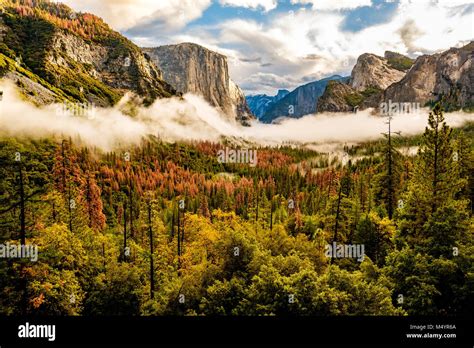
[145,192,155,299]
[399,104,468,254]
[374,116,402,219]
[81,173,106,231]
[52,140,83,233]
[386,104,472,315]
[198,196,210,219]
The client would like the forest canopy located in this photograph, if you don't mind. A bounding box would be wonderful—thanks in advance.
[0,106,473,316]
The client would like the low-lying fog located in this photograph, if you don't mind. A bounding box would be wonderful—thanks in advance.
[1,81,473,152]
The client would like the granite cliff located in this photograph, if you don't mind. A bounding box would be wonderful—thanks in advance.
[143,43,254,124]
[385,42,474,111]
[317,44,473,113]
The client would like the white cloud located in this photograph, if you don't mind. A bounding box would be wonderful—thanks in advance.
[52,0,211,31]
[217,11,356,92]
[219,0,278,11]
[240,73,299,94]
[53,0,474,95]
[216,1,473,93]
[291,0,372,10]
[419,0,473,7]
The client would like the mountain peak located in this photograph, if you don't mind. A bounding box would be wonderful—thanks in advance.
[350,53,406,91]
[275,89,290,98]
[143,43,254,123]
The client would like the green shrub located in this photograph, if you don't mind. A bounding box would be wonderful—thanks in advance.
[345,92,364,107]
[387,56,414,71]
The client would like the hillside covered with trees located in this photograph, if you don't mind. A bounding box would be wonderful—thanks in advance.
[0,0,176,107]
[0,106,472,316]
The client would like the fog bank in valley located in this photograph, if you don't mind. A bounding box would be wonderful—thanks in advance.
[1,81,472,151]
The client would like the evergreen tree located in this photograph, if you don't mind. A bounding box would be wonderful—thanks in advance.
[386,104,473,315]
[398,104,468,254]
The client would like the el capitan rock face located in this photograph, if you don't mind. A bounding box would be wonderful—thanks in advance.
[229,79,255,124]
[143,43,254,123]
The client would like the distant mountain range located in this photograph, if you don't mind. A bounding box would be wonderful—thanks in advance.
[0,0,472,127]
[246,75,348,123]
[248,43,473,120]
[246,89,289,119]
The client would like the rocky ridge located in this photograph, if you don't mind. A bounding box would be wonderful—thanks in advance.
[385,42,474,111]
[317,43,473,113]
[0,0,176,107]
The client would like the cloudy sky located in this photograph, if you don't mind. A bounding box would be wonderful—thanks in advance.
[54,0,473,95]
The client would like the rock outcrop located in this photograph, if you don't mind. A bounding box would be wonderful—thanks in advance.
[47,32,176,106]
[317,43,473,113]
[0,1,176,107]
[229,79,254,124]
[350,53,407,91]
[316,81,358,113]
[143,43,254,124]
[385,42,474,110]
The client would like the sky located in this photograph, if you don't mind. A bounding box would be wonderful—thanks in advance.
[53,0,474,95]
